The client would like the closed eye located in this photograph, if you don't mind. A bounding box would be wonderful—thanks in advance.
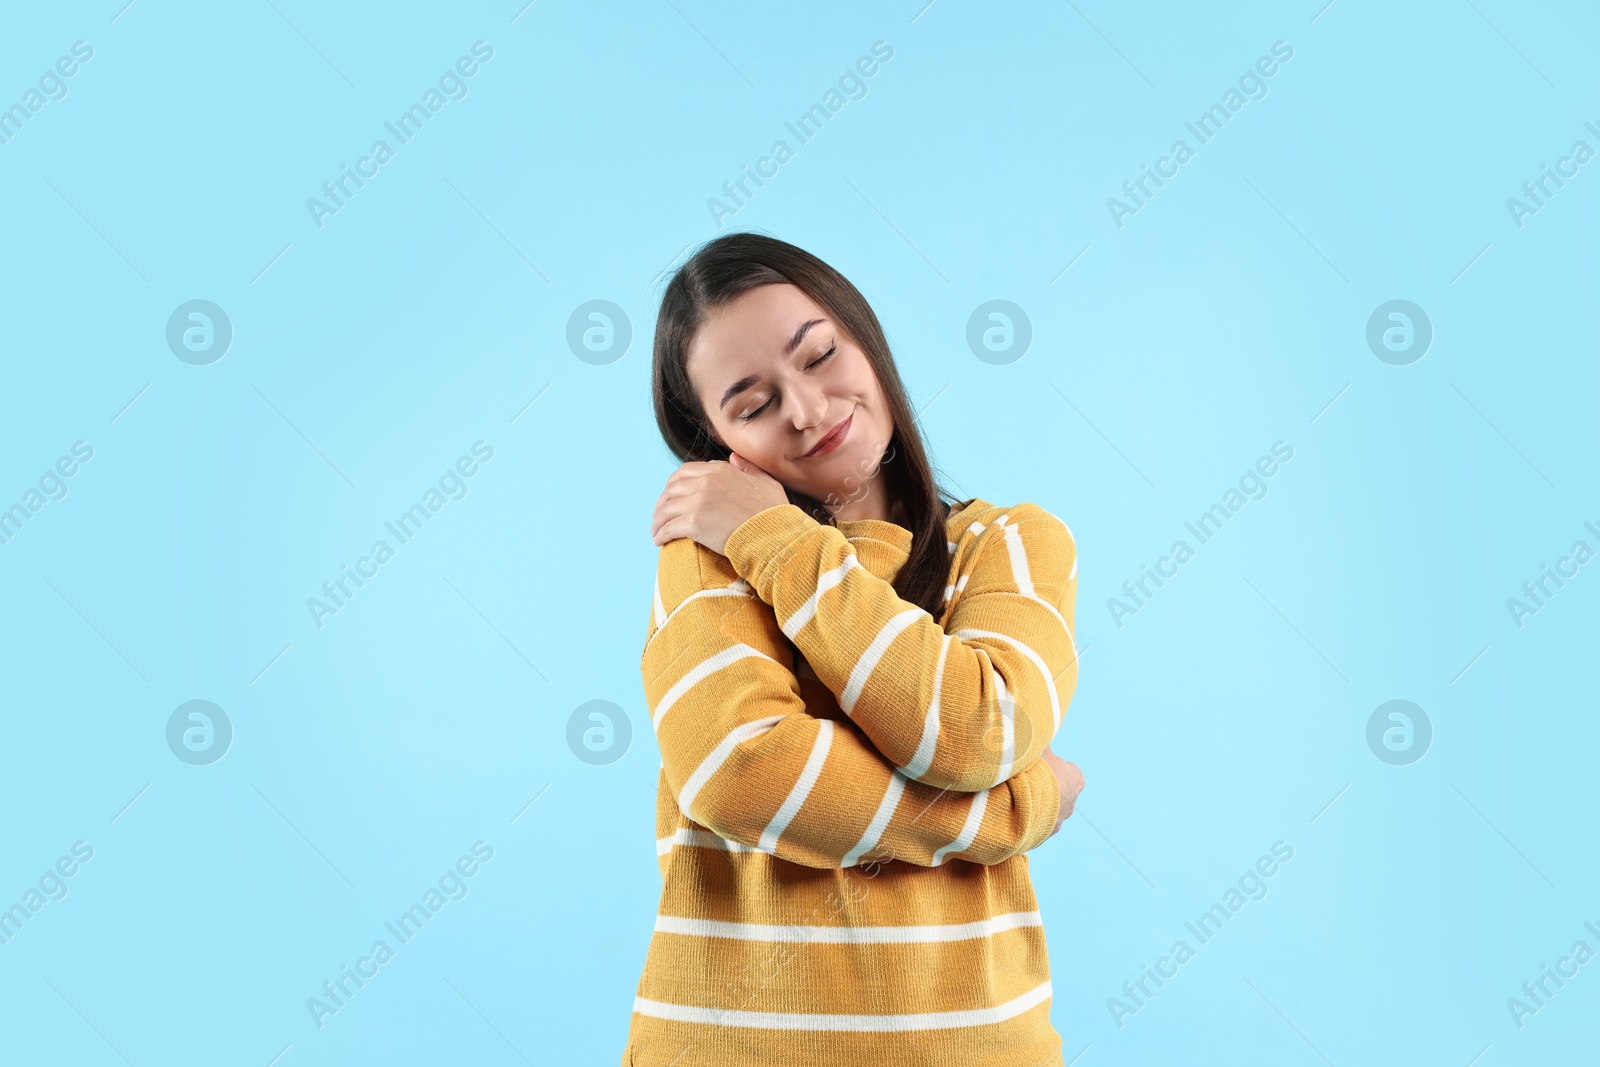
[735,342,837,422]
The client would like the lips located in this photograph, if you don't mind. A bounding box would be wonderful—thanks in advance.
[803,412,852,458]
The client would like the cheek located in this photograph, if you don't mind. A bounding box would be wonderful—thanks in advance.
[729,424,786,468]
[838,355,881,402]
[849,368,891,429]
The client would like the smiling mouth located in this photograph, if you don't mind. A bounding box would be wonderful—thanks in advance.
[802,412,852,458]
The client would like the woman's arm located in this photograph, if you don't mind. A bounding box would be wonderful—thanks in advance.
[721,501,1078,793]
[644,535,1061,870]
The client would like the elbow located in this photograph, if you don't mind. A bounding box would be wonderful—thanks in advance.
[696,799,841,870]
[684,790,767,853]
[900,759,1000,793]
[664,760,744,849]
[893,718,1003,792]
[681,771,843,871]
[1012,760,1062,856]
[898,726,1047,793]
[697,812,764,852]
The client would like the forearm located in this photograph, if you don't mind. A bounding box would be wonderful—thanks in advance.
[659,710,1062,868]
[646,537,1059,868]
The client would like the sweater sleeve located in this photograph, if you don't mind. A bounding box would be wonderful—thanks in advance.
[643,535,1062,870]
[722,501,1078,793]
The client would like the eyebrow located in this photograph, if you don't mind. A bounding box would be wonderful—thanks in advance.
[717,318,825,411]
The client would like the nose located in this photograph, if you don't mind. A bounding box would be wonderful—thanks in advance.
[785,380,828,433]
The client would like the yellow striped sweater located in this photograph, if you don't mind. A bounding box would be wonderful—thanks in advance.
[624,497,1080,1067]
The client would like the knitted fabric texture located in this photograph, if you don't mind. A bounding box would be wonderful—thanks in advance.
[624,498,1079,1067]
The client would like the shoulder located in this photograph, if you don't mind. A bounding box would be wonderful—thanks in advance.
[955,500,1077,585]
[654,536,745,614]
[646,537,779,658]
[1007,501,1075,546]
[955,499,1074,549]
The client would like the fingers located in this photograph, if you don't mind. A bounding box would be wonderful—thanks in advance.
[652,514,684,545]
[652,475,695,528]
[650,494,683,544]
[650,493,671,539]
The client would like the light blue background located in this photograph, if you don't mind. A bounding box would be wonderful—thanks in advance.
[2,1,1596,1064]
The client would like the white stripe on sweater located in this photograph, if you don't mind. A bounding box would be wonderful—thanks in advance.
[651,643,770,730]
[757,720,834,851]
[839,608,924,716]
[953,627,1063,734]
[653,576,667,628]
[1000,519,1034,598]
[960,588,1075,659]
[992,672,1015,787]
[633,979,1052,1031]
[653,910,1043,943]
[781,555,860,640]
[930,790,989,866]
[989,519,1072,630]
[941,574,970,602]
[841,771,905,867]
[644,582,753,655]
[899,633,949,780]
[656,828,757,856]
[679,716,785,818]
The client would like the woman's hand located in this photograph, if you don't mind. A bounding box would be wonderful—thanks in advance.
[650,453,790,556]
[1040,746,1084,839]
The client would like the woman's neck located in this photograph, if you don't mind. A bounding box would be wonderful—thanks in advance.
[827,479,906,526]
[826,490,954,531]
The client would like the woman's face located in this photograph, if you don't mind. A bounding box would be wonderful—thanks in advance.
[685,282,895,508]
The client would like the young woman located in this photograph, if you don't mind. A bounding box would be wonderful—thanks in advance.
[626,232,1085,1067]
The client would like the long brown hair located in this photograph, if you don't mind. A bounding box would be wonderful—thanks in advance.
[651,231,959,620]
